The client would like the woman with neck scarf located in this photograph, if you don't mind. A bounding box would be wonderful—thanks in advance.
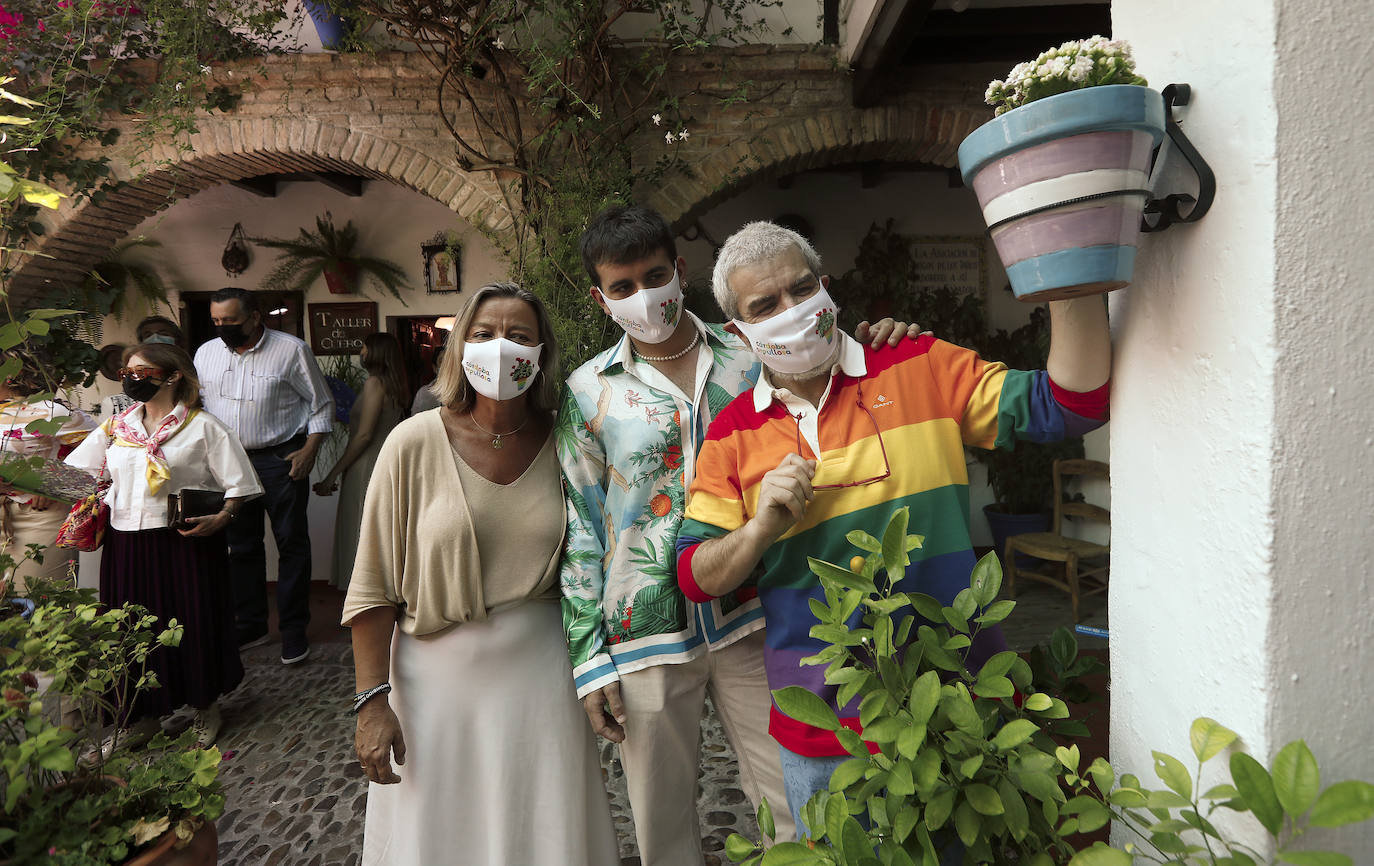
[66,343,263,748]
[343,283,617,865]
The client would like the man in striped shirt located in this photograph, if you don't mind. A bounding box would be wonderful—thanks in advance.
[675,222,1111,834]
[195,287,334,665]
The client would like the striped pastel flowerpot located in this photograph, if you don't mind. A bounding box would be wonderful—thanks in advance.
[958,85,1166,302]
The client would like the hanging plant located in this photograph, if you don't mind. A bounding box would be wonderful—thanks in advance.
[253,214,409,303]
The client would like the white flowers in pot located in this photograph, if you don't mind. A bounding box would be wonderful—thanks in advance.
[985,36,1149,116]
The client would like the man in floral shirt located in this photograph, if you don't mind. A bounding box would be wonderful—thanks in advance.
[557,205,920,864]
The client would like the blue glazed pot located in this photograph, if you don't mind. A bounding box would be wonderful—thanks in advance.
[304,0,352,51]
[958,85,1166,302]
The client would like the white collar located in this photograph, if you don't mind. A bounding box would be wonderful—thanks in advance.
[750,331,868,413]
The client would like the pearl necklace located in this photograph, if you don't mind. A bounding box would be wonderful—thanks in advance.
[632,329,700,363]
[467,412,530,450]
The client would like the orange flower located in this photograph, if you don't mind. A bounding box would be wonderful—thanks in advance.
[650,493,672,516]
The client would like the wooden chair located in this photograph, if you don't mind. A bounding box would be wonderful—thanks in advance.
[1004,459,1110,622]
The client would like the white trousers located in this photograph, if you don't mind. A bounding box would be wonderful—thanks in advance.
[616,629,794,865]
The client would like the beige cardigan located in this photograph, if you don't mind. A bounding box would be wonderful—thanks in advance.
[340,410,564,636]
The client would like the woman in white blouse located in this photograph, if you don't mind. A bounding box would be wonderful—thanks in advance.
[0,348,95,593]
[67,343,263,748]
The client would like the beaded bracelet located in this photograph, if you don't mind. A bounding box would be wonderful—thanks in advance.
[352,682,392,714]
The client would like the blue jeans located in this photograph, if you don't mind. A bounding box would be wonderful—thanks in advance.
[778,745,964,865]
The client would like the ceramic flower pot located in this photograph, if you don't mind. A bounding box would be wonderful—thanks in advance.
[303,0,351,51]
[323,260,359,294]
[958,85,1166,302]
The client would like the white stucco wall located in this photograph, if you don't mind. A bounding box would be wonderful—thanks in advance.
[1269,0,1374,856]
[1112,0,1373,858]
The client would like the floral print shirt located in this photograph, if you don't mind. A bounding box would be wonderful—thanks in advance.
[556,314,766,698]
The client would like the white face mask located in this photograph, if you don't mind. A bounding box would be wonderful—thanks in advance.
[599,270,684,345]
[461,338,543,402]
[732,286,840,376]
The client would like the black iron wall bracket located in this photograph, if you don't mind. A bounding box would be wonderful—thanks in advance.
[1140,83,1216,232]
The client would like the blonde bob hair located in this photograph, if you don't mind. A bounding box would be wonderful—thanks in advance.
[431,282,561,414]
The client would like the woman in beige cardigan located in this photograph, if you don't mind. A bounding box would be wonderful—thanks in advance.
[343,284,617,865]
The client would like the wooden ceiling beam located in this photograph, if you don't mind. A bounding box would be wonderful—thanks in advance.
[851,0,937,108]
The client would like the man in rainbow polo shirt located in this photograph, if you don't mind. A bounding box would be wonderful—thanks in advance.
[675,221,1111,834]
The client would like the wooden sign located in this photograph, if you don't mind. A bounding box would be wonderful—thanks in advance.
[309,302,378,355]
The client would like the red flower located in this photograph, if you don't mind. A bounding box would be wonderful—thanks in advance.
[608,634,621,644]
[649,493,672,517]
[672,410,681,427]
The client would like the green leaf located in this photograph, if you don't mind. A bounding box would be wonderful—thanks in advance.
[1190,717,1238,763]
[964,783,1004,816]
[726,833,761,860]
[1272,739,1320,818]
[970,550,1002,606]
[1276,852,1353,866]
[894,805,920,841]
[907,593,946,623]
[881,507,911,581]
[836,727,869,759]
[1067,846,1133,866]
[828,758,868,791]
[1024,692,1053,712]
[889,760,915,796]
[840,815,869,863]
[1087,757,1114,794]
[1152,750,1193,800]
[992,719,1040,751]
[846,529,883,553]
[896,723,925,759]
[1056,744,1081,774]
[1145,789,1191,809]
[973,599,1016,625]
[758,797,776,841]
[760,842,827,865]
[954,801,980,847]
[998,777,1030,841]
[1231,752,1283,836]
[974,675,1014,699]
[772,687,840,731]
[958,755,984,779]
[1050,627,1078,667]
[1202,784,1241,800]
[808,557,874,594]
[925,788,956,830]
[908,671,940,725]
[1107,787,1147,808]
[951,588,977,620]
[1308,780,1374,828]
[912,747,941,793]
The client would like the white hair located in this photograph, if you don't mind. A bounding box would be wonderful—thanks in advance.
[711,221,823,320]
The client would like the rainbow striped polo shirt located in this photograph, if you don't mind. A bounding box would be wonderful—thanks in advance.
[675,333,1108,756]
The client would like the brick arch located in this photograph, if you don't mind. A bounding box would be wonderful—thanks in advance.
[12,115,512,299]
[648,103,987,231]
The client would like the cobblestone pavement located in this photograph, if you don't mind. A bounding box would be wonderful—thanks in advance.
[211,582,1102,865]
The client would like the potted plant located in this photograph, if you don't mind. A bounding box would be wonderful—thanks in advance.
[253,214,410,302]
[958,37,1165,302]
[0,578,224,865]
[724,509,1374,865]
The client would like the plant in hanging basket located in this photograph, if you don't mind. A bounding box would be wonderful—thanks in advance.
[959,37,1165,303]
[253,214,409,303]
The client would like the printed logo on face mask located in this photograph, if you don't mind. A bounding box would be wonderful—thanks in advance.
[465,362,493,383]
[814,308,836,343]
[510,358,534,388]
[660,298,679,325]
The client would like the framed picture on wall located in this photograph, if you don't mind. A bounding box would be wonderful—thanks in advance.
[422,233,461,294]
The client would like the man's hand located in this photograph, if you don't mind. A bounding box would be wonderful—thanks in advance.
[313,479,338,497]
[178,511,232,538]
[27,495,57,512]
[582,682,626,744]
[856,318,931,349]
[356,699,406,784]
[284,443,319,480]
[751,453,817,544]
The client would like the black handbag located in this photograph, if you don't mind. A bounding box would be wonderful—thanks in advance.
[167,489,226,529]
